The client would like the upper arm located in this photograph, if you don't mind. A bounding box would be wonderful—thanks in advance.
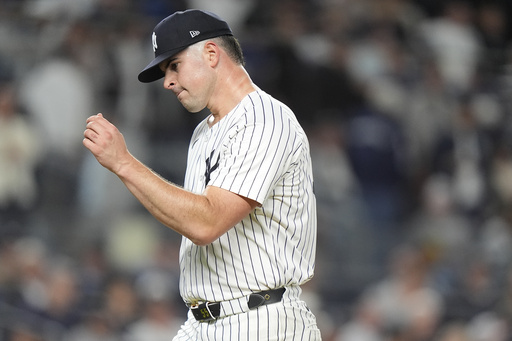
[209,117,295,204]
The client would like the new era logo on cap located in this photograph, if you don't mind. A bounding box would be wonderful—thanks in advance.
[138,9,233,83]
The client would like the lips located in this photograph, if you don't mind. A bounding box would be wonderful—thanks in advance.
[173,88,183,99]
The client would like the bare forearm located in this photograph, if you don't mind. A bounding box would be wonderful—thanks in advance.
[115,154,216,244]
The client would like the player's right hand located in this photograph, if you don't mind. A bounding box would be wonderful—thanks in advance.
[83,113,132,174]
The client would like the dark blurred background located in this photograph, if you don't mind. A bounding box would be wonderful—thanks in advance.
[2,0,512,340]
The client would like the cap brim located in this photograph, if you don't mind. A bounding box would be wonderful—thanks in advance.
[137,47,186,83]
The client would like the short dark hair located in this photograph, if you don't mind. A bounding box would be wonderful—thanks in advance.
[214,35,245,66]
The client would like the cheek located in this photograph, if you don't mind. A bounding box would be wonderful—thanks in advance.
[190,64,210,85]
[187,65,214,96]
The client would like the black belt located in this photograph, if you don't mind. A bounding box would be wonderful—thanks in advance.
[190,287,286,322]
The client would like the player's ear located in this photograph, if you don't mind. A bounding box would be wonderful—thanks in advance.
[204,41,220,67]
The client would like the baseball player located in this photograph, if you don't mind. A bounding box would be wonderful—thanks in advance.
[83,9,321,340]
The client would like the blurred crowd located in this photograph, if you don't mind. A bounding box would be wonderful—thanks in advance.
[2,0,512,340]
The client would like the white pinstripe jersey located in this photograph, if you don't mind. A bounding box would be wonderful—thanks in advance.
[180,90,317,304]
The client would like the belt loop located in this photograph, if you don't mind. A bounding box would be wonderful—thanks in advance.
[205,302,217,320]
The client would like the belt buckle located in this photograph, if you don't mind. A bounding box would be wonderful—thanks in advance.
[191,302,220,322]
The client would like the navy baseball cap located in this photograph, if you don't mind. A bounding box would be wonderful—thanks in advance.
[138,9,233,83]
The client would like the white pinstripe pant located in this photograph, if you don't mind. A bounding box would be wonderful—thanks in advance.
[173,286,322,341]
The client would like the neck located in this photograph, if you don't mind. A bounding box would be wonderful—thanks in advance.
[207,65,258,126]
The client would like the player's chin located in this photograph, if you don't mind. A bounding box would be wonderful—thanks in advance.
[182,100,206,113]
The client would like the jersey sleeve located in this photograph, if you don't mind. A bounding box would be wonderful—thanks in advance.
[208,102,298,204]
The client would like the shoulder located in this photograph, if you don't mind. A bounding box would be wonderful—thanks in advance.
[189,117,210,145]
[217,90,308,149]
[237,90,297,125]
[246,90,291,113]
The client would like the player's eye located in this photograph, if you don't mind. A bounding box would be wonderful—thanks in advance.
[160,59,178,73]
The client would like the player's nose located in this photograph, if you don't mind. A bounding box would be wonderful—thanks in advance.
[163,72,176,90]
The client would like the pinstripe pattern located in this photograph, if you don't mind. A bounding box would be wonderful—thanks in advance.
[176,90,319,340]
[174,286,321,341]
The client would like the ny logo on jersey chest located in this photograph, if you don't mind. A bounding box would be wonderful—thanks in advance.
[205,150,220,187]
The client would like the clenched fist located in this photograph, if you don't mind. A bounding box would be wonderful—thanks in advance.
[83,113,131,174]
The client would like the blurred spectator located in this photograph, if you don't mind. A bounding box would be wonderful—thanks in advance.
[444,258,500,323]
[188,0,255,34]
[309,119,359,222]
[333,296,382,341]
[475,2,510,76]
[23,0,99,21]
[465,311,509,341]
[308,117,374,303]
[406,174,472,296]
[309,21,363,120]
[77,16,150,219]
[493,265,512,327]
[489,138,512,208]
[431,96,493,218]
[0,83,41,234]
[65,310,120,341]
[419,0,482,95]
[6,237,75,340]
[136,0,189,20]
[247,0,321,124]
[403,61,456,186]
[35,259,82,330]
[478,214,512,270]
[345,102,407,271]
[132,238,181,303]
[433,322,469,341]
[123,298,182,341]
[14,237,49,314]
[0,239,21,303]
[101,276,139,334]
[6,327,43,341]
[358,243,444,340]
[75,242,110,310]
[18,21,96,209]
[119,237,184,340]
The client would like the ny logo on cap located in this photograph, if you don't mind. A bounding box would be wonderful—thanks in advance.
[190,30,200,38]
[152,32,158,52]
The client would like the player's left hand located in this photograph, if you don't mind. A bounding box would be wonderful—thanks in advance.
[83,113,131,174]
